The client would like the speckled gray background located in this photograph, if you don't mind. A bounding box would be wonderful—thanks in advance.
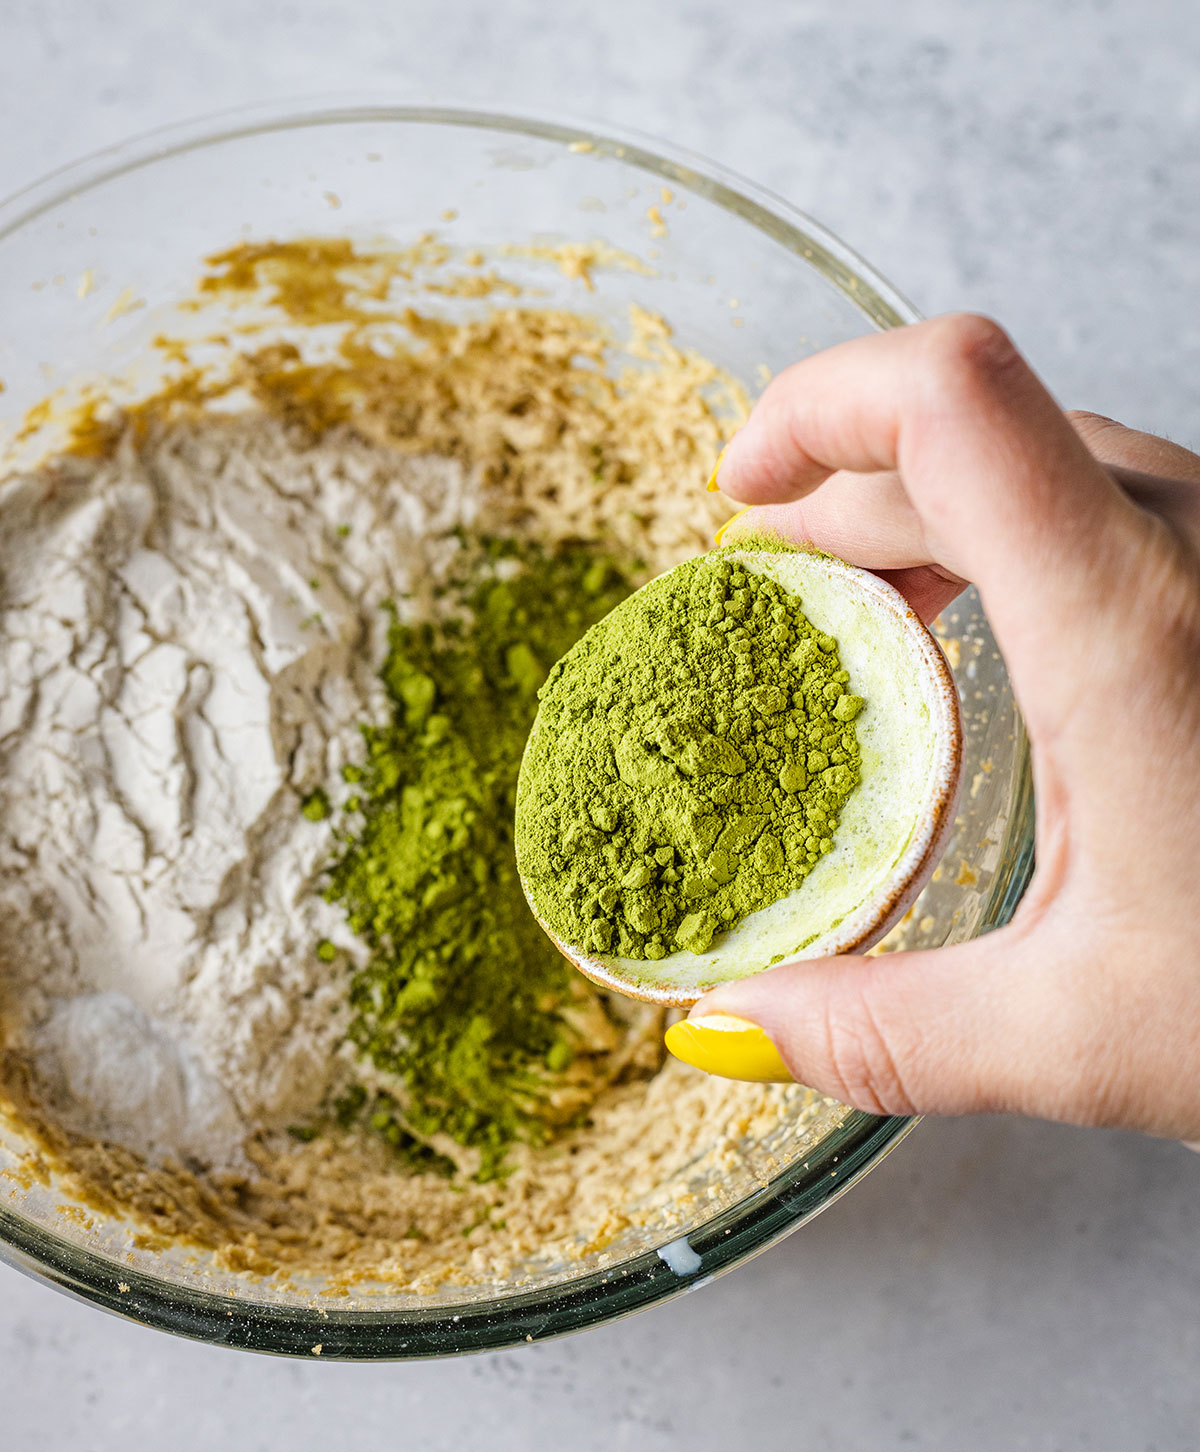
[1,2,1197,1448]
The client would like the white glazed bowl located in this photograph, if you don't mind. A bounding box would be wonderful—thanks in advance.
[529,548,964,1005]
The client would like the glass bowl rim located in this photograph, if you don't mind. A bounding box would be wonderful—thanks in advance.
[0,97,1033,1358]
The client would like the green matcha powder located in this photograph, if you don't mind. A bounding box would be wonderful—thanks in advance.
[516,549,864,961]
[303,537,635,1178]
[304,539,862,1176]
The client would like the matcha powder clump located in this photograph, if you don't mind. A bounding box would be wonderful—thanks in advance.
[314,537,645,1178]
[515,550,865,960]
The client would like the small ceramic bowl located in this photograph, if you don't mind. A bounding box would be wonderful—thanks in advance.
[520,548,964,1006]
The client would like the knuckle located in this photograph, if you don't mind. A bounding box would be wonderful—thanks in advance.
[1012,952,1134,1128]
[924,312,1021,391]
[1067,410,1200,486]
[1039,1029,1131,1129]
[1063,408,1120,429]
[1063,408,1130,449]
[820,985,918,1116]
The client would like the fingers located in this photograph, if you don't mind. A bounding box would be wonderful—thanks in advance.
[715,316,1150,674]
[721,475,926,568]
[1067,410,1200,540]
[680,925,1200,1137]
[871,566,966,625]
[720,486,966,624]
[681,929,1107,1125]
[1066,410,1200,485]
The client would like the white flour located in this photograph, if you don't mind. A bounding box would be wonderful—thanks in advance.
[0,415,478,1167]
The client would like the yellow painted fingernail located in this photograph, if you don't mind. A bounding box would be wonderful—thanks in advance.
[664,1012,793,1083]
[705,443,730,492]
[713,505,752,547]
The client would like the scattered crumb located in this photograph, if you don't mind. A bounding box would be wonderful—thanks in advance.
[323,192,342,210]
[424,271,521,299]
[77,269,96,299]
[102,287,145,325]
[502,239,652,291]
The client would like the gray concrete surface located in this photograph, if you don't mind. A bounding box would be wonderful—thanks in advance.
[1,1,1198,1447]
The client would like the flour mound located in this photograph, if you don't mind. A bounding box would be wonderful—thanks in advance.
[33,993,244,1166]
[0,416,477,1167]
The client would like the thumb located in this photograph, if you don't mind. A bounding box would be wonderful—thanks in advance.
[667,929,1091,1121]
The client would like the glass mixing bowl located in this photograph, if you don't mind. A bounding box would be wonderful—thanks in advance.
[0,102,1034,1357]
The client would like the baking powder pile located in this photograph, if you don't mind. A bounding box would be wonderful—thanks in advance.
[0,413,479,1167]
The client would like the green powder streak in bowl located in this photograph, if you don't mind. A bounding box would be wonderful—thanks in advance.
[314,536,637,1179]
[516,549,864,960]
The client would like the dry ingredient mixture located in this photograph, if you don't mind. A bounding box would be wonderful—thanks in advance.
[0,239,833,1290]
[316,537,649,1180]
[516,549,864,960]
[0,415,473,1168]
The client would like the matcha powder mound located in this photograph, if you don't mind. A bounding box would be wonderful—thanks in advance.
[313,536,644,1178]
[515,549,865,961]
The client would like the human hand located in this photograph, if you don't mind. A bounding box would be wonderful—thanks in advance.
[667,314,1200,1139]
